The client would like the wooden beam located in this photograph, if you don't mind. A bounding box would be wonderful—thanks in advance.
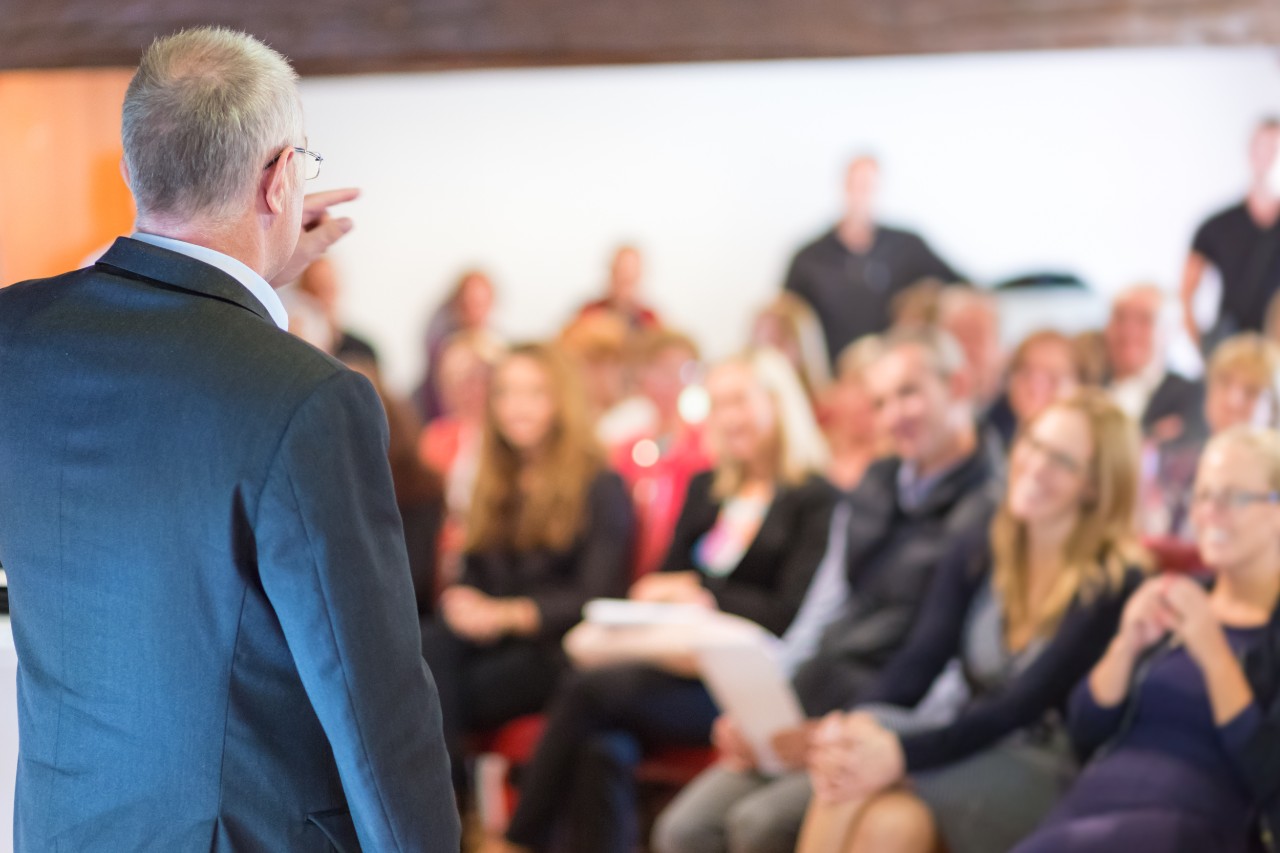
[2,0,1278,75]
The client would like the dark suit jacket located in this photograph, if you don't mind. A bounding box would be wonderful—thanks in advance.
[0,238,459,852]
[659,472,839,637]
[1141,372,1207,441]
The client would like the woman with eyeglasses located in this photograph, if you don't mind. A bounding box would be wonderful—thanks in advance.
[1013,425,1280,853]
[795,391,1147,853]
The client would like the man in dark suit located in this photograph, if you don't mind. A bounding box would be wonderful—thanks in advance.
[1103,284,1206,442]
[0,27,458,852]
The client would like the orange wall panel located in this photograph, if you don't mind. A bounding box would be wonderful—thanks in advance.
[0,69,136,286]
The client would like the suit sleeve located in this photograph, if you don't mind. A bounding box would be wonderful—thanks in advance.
[254,369,460,853]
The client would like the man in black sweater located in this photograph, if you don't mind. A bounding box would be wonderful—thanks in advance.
[784,156,961,366]
[654,327,1001,853]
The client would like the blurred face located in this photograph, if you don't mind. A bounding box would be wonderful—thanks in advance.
[1008,339,1080,425]
[1192,441,1280,573]
[1007,406,1094,526]
[942,303,1002,400]
[866,345,957,466]
[1250,126,1280,184]
[609,249,643,305]
[706,362,777,465]
[457,275,494,329]
[751,314,801,369]
[439,345,489,421]
[1206,370,1274,434]
[825,371,877,443]
[844,158,880,221]
[492,355,557,452]
[639,345,697,416]
[1105,295,1158,379]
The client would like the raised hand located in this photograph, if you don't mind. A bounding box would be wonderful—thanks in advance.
[271,188,360,286]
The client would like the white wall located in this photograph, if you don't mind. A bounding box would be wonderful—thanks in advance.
[298,47,1280,393]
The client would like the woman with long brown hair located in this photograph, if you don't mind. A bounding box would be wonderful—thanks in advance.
[421,342,634,788]
[797,390,1147,853]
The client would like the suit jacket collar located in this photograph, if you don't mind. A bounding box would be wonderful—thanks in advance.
[95,237,274,325]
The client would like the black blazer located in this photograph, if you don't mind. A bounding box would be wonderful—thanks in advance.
[0,238,458,852]
[659,471,839,637]
[460,471,634,640]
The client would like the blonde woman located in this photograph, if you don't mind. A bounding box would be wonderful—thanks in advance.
[495,348,838,853]
[798,390,1148,853]
[420,343,634,790]
[1015,426,1280,852]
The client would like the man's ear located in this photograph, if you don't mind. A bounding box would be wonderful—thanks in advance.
[120,156,132,190]
[261,149,292,215]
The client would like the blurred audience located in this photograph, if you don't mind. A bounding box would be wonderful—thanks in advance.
[750,293,833,405]
[418,331,504,586]
[1104,284,1205,442]
[416,269,503,421]
[653,328,1001,853]
[1015,426,1280,853]
[1181,117,1280,353]
[420,343,634,790]
[559,310,655,446]
[500,348,837,853]
[797,391,1146,853]
[297,257,379,364]
[821,336,885,491]
[576,245,663,333]
[784,156,960,365]
[1140,332,1280,541]
[611,329,713,577]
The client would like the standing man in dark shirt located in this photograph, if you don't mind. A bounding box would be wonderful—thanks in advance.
[1181,117,1280,353]
[784,156,961,365]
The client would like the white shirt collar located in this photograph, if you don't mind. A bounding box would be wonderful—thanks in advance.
[130,232,289,331]
[1108,358,1166,424]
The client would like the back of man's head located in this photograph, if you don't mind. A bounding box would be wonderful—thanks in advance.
[123,27,302,226]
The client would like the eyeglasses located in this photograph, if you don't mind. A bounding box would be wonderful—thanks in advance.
[1191,488,1280,512]
[264,145,324,180]
[1018,433,1085,476]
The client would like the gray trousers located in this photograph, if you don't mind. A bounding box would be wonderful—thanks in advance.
[651,765,812,853]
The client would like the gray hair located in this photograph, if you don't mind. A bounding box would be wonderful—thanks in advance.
[876,325,967,380]
[122,27,303,223]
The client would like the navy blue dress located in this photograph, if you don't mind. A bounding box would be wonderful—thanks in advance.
[1013,625,1265,853]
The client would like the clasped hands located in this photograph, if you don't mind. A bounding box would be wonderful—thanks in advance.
[441,586,535,645]
[712,711,905,805]
[1117,574,1229,668]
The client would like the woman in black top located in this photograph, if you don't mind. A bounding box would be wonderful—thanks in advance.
[497,348,838,853]
[799,390,1147,853]
[420,343,634,790]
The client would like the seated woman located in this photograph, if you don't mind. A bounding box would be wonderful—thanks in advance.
[1013,425,1280,853]
[420,342,634,788]
[797,390,1147,853]
[494,348,838,853]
